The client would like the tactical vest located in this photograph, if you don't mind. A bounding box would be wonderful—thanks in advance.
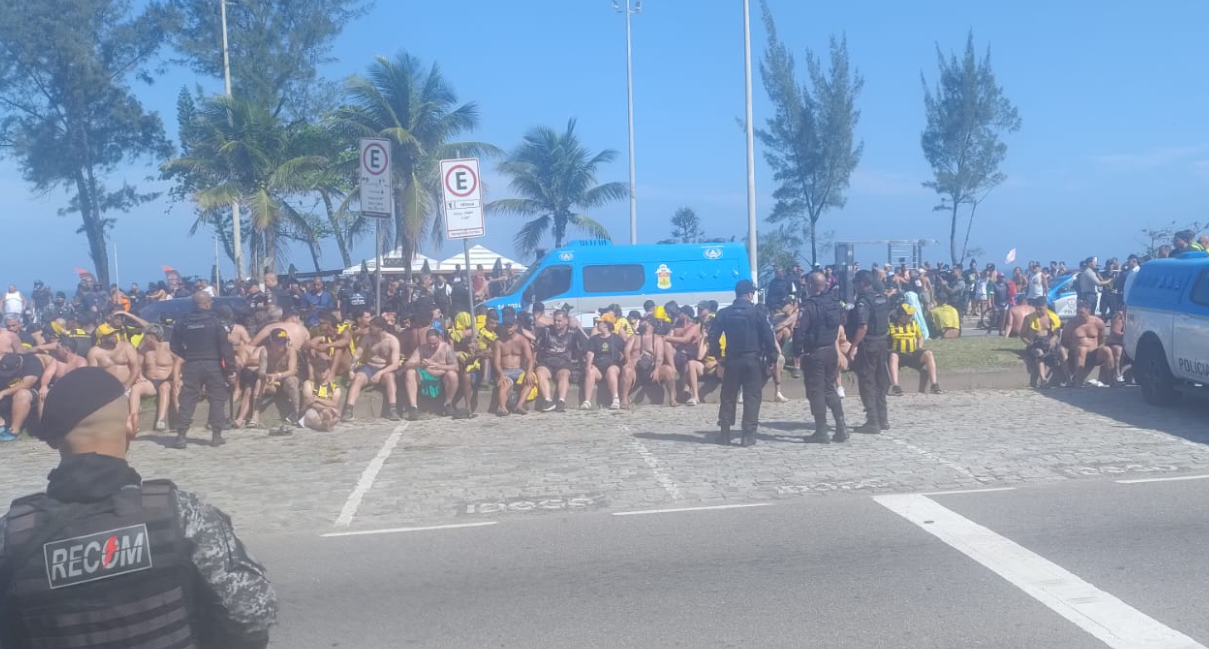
[867,293,892,338]
[801,294,842,350]
[2,480,197,649]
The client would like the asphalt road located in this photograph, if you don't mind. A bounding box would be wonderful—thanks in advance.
[258,477,1209,649]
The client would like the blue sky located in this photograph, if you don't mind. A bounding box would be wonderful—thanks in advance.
[6,0,1209,291]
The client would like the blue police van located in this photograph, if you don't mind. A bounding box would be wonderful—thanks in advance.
[482,240,752,326]
[1124,253,1209,405]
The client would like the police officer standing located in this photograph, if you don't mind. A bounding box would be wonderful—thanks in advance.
[845,270,892,433]
[707,280,779,447]
[793,271,847,443]
[0,367,276,648]
[170,291,236,449]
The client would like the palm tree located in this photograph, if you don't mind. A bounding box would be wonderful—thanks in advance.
[164,95,322,274]
[491,119,627,255]
[332,51,497,277]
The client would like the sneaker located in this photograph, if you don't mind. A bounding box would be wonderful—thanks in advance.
[1086,379,1108,388]
[686,398,698,406]
[386,407,401,422]
[775,392,789,403]
[0,428,16,442]
[890,385,904,397]
[406,407,420,422]
[836,386,846,399]
[154,420,167,432]
[610,398,621,410]
[541,401,557,413]
[340,405,355,422]
[555,400,567,413]
[930,383,944,394]
[580,400,593,410]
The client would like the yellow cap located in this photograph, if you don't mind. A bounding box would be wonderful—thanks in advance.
[95,323,117,338]
[899,303,917,317]
[653,306,671,322]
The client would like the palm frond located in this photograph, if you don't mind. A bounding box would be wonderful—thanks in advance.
[568,214,612,241]
[513,215,551,255]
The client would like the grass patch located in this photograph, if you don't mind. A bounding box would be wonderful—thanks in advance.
[925,335,1025,372]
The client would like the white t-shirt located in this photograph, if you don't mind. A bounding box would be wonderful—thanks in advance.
[1027,272,1045,299]
[2,291,22,314]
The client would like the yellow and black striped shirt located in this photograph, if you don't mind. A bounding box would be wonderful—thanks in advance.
[888,320,920,354]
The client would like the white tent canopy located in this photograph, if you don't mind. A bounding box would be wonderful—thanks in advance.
[343,247,442,275]
[438,245,527,272]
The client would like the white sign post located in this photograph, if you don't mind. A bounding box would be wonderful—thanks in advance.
[360,138,392,314]
[440,158,486,319]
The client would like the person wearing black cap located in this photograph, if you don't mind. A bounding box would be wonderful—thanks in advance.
[793,271,847,443]
[846,270,892,433]
[707,279,778,446]
[170,291,236,449]
[0,367,276,648]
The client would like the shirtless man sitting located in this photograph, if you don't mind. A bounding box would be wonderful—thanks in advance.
[301,351,342,432]
[342,316,401,422]
[1060,299,1120,388]
[492,315,534,416]
[664,306,705,406]
[257,328,300,425]
[627,315,677,407]
[1106,309,1128,383]
[42,337,87,415]
[403,328,460,420]
[232,314,262,428]
[87,322,140,389]
[128,324,177,432]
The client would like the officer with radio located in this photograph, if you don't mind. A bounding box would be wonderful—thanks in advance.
[0,367,276,649]
[793,271,847,443]
[846,270,893,433]
[708,280,779,447]
[171,291,236,449]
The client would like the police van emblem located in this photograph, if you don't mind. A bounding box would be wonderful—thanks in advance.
[44,524,153,589]
[558,252,574,262]
[703,248,723,260]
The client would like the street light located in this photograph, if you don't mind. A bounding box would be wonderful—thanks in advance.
[613,0,640,244]
[742,0,758,285]
[220,0,244,280]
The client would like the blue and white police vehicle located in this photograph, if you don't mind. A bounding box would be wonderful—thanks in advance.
[1123,254,1209,405]
[483,240,753,328]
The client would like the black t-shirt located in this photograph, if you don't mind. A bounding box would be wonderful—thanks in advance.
[536,326,585,365]
[1,354,43,390]
[588,334,624,368]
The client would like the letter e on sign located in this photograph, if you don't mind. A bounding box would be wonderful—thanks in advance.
[439,158,485,240]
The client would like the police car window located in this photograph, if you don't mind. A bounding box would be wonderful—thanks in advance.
[1190,269,1209,307]
[530,265,572,302]
[583,264,645,293]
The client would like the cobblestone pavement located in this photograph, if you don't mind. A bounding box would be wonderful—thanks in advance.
[3,387,1208,535]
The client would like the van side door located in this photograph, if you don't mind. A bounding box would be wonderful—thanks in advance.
[522,264,574,311]
[1172,267,1209,382]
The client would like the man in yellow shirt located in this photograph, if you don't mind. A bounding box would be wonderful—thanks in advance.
[887,304,942,395]
[930,299,961,338]
[1021,296,1062,387]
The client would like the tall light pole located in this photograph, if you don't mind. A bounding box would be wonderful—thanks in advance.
[614,0,640,244]
[742,0,758,284]
[220,0,244,279]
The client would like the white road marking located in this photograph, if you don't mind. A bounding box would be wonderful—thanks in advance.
[333,422,408,527]
[613,503,771,517]
[322,521,497,538]
[921,487,1017,496]
[1117,474,1209,485]
[876,494,1207,649]
[623,427,683,501]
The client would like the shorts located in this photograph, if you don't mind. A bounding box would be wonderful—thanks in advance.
[0,389,36,421]
[355,365,379,382]
[897,349,925,370]
[501,367,524,383]
[417,368,441,398]
[673,349,690,374]
[539,357,572,374]
[239,368,259,389]
[592,362,619,377]
[636,356,655,379]
[1028,336,1059,363]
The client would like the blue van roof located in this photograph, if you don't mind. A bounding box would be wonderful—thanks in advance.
[1127,257,1209,310]
[549,240,749,264]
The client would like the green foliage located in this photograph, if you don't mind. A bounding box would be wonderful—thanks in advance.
[490,118,625,255]
[921,31,1022,266]
[756,0,863,267]
[332,51,497,277]
[658,207,705,244]
[757,226,802,282]
[0,0,174,285]
[167,0,370,120]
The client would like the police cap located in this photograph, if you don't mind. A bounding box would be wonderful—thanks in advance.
[37,367,125,441]
[734,279,755,296]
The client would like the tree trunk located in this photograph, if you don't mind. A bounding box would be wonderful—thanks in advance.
[73,171,110,287]
[264,228,276,275]
[307,236,322,272]
[949,201,960,266]
[959,200,979,265]
[808,217,818,267]
[322,192,352,267]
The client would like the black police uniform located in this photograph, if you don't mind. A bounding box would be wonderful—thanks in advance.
[0,453,276,649]
[170,308,236,447]
[793,288,846,442]
[846,288,892,432]
[708,295,779,446]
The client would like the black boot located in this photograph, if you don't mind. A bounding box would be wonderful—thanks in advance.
[341,404,355,422]
[832,417,849,443]
[718,425,732,445]
[803,417,831,444]
[210,431,226,447]
[741,431,757,447]
[854,418,881,434]
[171,432,187,450]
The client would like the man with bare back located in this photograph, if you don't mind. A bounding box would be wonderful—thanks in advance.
[257,328,300,426]
[342,316,401,422]
[0,324,22,357]
[664,306,705,406]
[403,328,460,420]
[1060,299,1120,388]
[87,322,140,389]
[128,324,176,432]
[249,306,310,351]
[492,315,534,416]
[627,315,677,407]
